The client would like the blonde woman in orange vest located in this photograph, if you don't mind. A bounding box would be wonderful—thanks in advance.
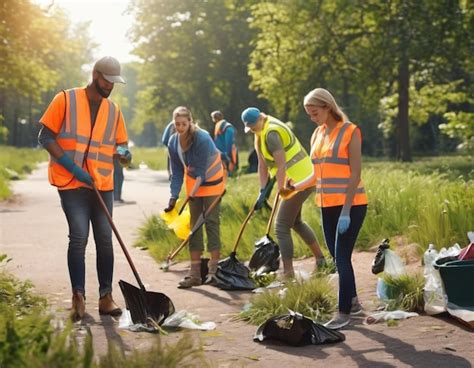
[300,88,368,330]
[164,106,225,288]
[37,56,131,320]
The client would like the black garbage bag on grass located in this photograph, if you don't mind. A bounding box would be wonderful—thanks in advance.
[215,252,255,290]
[371,238,390,274]
[254,310,345,346]
[248,234,280,274]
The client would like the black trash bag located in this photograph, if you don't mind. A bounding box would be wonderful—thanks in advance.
[248,235,280,274]
[215,252,255,290]
[254,310,345,346]
[371,238,390,275]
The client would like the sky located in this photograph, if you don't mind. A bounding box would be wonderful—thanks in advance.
[34,0,136,64]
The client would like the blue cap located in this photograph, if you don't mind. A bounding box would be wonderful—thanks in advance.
[241,107,261,133]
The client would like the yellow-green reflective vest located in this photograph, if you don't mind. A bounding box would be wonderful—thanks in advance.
[259,116,313,187]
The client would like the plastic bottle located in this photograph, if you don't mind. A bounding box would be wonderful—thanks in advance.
[423,244,438,273]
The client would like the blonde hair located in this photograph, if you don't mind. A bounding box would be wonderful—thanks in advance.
[303,88,348,123]
[173,106,198,151]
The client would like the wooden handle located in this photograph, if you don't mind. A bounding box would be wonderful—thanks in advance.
[93,185,146,291]
[266,193,280,236]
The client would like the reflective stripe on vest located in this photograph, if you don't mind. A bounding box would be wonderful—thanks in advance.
[49,88,119,191]
[259,116,314,189]
[311,121,368,207]
[185,152,225,197]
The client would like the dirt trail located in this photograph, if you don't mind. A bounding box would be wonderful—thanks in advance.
[1,163,473,367]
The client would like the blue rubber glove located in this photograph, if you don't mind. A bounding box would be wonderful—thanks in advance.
[57,154,93,186]
[116,146,132,164]
[337,215,351,234]
[254,188,267,210]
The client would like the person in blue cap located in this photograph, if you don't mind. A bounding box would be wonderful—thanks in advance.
[241,107,326,279]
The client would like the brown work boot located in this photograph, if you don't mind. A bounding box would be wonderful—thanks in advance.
[98,293,122,316]
[71,290,85,321]
[178,261,202,289]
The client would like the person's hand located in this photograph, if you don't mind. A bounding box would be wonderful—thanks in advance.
[254,188,267,210]
[117,146,132,165]
[286,178,295,190]
[279,187,294,199]
[71,166,93,186]
[164,197,177,212]
[337,215,351,234]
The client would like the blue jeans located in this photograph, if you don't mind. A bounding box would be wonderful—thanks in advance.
[59,188,114,297]
[322,205,367,314]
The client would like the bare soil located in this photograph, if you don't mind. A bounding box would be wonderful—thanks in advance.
[1,163,473,367]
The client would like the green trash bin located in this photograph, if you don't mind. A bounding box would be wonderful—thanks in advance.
[435,259,474,308]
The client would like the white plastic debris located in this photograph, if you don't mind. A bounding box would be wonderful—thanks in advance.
[364,310,419,325]
[162,310,216,330]
[119,309,216,332]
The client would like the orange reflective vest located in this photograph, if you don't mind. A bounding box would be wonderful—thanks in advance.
[185,152,225,197]
[311,121,368,207]
[42,88,127,191]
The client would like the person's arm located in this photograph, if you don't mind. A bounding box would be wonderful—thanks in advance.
[341,128,363,216]
[291,128,319,191]
[255,136,269,190]
[168,137,184,199]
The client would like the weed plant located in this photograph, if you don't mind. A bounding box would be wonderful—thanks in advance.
[238,276,336,325]
[382,272,425,312]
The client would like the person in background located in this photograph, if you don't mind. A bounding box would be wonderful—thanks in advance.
[162,121,176,180]
[241,107,326,279]
[211,110,238,177]
[302,88,368,330]
[164,106,225,288]
[37,56,132,320]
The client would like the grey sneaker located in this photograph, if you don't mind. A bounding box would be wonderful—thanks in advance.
[350,302,364,316]
[324,313,351,330]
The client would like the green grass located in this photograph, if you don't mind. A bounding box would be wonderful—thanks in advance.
[0,145,48,200]
[381,272,425,313]
[237,276,336,325]
[0,254,209,367]
[137,155,473,262]
[131,147,169,170]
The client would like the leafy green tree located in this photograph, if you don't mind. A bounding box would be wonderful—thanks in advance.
[128,0,261,146]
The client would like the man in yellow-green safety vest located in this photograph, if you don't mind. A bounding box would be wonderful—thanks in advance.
[241,107,327,278]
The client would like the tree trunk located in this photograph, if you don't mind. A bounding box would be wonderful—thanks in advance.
[397,54,411,162]
[397,3,412,162]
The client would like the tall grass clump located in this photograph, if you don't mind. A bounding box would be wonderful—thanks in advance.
[381,273,425,313]
[0,146,48,200]
[238,276,336,325]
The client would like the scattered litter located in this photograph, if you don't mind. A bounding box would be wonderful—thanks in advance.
[163,310,216,330]
[119,309,216,332]
[252,280,284,293]
[278,288,288,298]
[364,310,419,325]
